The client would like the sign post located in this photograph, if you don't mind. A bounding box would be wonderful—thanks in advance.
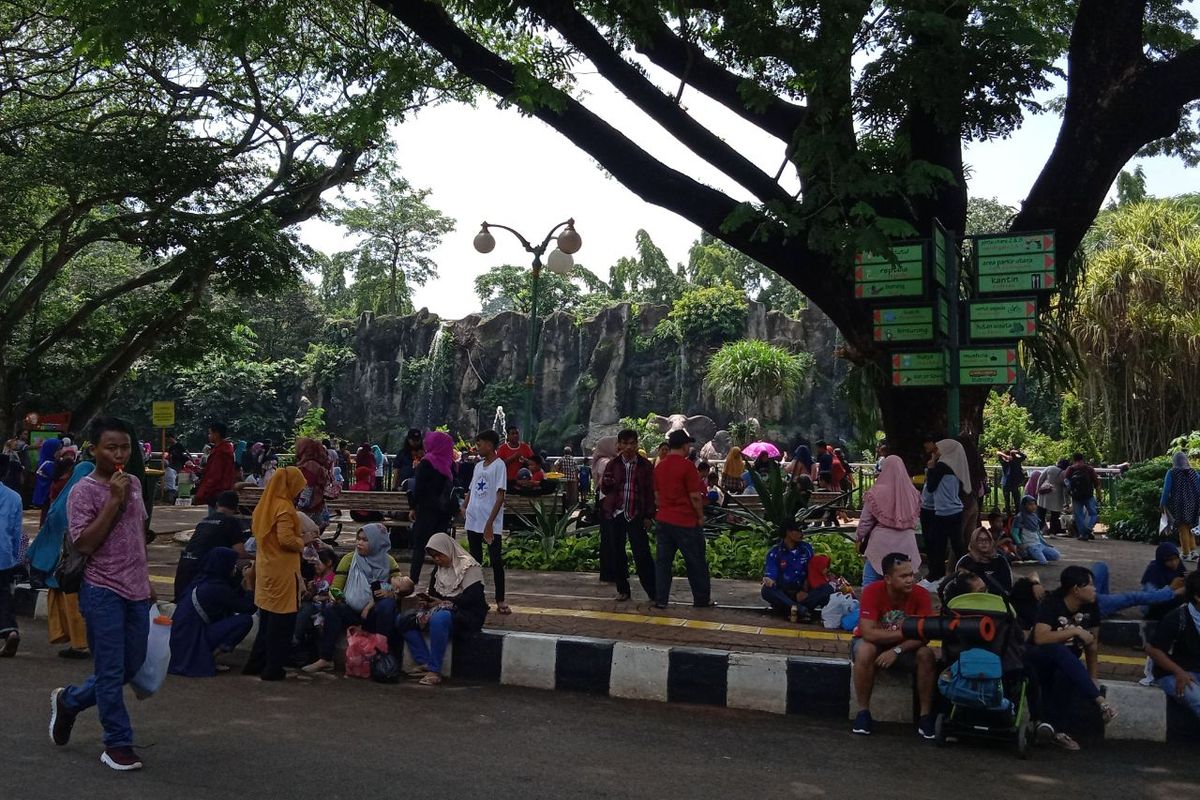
[151,401,175,471]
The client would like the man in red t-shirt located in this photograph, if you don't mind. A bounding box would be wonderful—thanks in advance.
[194,422,235,511]
[652,430,710,609]
[497,426,534,483]
[851,552,935,738]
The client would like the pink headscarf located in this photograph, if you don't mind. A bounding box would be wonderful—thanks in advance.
[423,431,455,479]
[1024,469,1043,499]
[863,454,921,529]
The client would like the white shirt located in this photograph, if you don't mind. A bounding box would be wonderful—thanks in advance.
[465,457,507,535]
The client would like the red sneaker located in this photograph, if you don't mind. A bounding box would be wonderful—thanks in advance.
[101,747,144,771]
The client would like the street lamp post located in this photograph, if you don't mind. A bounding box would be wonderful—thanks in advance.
[473,218,582,441]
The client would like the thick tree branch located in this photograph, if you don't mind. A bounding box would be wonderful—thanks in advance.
[630,13,807,143]
[525,0,791,206]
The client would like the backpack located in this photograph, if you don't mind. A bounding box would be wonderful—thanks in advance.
[938,648,1010,711]
[437,473,460,516]
[1068,468,1094,502]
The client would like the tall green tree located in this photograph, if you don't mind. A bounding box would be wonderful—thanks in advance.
[377,0,1200,456]
[704,340,814,422]
[331,161,456,316]
[1072,196,1200,461]
[609,229,686,306]
[474,263,607,315]
[686,232,805,315]
[0,0,467,430]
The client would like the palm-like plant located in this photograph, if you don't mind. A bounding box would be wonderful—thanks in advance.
[724,461,812,539]
[704,339,814,421]
[513,502,600,559]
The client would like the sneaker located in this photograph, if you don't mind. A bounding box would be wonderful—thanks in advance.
[58,647,90,660]
[0,632,18,657]
[852,709,873,735]
[918,714,936,740]
[100,747,144,771]
[49,688,77,746]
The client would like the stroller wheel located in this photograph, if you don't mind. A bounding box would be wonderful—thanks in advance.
[934,713,946,746]
[1017,722,1032,759]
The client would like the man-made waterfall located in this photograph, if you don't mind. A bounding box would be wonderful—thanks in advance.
[493,405,506,435]
[420,324,448,428]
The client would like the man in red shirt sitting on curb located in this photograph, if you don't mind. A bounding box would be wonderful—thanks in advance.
[652,429,711,609]
[850,552,936,739]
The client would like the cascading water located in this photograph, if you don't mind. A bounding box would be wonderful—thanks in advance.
[493,405,506,435]
[420,324,448,428]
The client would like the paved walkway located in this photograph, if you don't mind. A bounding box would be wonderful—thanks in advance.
[25,504,1161,680]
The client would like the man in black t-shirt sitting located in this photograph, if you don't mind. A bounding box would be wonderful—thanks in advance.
[173,490,249,598]
[1146,570,1200,721]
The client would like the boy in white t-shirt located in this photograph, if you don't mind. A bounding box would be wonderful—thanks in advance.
[460,430,509,614]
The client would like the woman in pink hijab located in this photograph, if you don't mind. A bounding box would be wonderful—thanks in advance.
[856,454,922,585]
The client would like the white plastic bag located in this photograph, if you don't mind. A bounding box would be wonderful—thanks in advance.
[1159,513,1170,534]
[131,606,172,700]
[821,593,856,629]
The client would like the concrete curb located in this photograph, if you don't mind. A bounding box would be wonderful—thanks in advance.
[14,586,1199,742]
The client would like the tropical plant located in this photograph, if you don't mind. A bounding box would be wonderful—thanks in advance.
[512,502,599,559]
[1073,198,1200,461]
[667,284,748,343]
[618,414,662,447]
[724,461,812,537]
[293,407,328,443]
[705,340,814,421]
[1169,432,1200,457]
[1103,457,1172,543]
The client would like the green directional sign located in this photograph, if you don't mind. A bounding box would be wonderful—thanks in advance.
[970,299,1036,321]
[970,318,1037,339]
[977,252,1056,275]
[932,220,951,287]
[856,243,925,265]
[960,366,1018,386]
[856,260,925,283]
[875,323,934,342]
[975,232,1055,257]
[893,351,944,370]
[978,271,1056,294]
[893,368,947,387]
[874,306,931,326]
[960,348,1018,368]
[854,278,925,299]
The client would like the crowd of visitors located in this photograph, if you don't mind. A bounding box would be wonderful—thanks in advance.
[5,412,1200,770]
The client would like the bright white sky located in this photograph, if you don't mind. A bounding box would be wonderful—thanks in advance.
[299,60,1199,320]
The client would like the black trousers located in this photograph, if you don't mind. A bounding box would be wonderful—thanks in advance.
[607,515,656,601]
[0,567,17,638]
[245,609,297,680]
[1003,485,1023,516]
[1038,506,1063,536]
[924,512,963,581]
[467,531,505,603]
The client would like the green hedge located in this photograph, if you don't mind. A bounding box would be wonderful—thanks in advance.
[501,530,863,584]
[1103,457,1170,542]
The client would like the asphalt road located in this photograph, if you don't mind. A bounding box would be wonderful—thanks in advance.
[1,627,1193,800]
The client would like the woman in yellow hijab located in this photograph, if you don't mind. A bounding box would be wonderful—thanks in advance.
[244,466,314,681]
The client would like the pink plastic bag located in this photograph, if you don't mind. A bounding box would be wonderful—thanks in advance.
[344,626,388,678]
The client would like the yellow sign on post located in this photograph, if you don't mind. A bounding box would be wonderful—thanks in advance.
[151,401,175,428]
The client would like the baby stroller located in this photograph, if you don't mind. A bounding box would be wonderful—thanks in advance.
[933,593,1033,757]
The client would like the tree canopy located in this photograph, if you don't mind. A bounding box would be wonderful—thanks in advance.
[374,0,1200,453]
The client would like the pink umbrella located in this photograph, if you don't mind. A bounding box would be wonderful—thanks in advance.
[741,441,781,459]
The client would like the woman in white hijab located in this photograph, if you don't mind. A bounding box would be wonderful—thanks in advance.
[919,439,971,586]
[399,532,489,686]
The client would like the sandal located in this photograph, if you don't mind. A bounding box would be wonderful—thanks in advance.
[405,665,429,678]
[1051,731,1081,751]
[419,672,443,686]
[496,603,512,615]
[1099,702,1118,724]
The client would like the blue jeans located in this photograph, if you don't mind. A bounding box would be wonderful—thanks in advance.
[402,608,453,673]
[1025,542,1061,564]
[1157,671,1200,720]
[1026,642,1100,731]
[63,583,151,748]
[1091,561,1176,618]
[654,522,711,606]
[862,560,882,587]
[1073,497,1098,539]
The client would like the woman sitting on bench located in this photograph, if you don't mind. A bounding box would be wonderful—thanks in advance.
[399,532,489,686]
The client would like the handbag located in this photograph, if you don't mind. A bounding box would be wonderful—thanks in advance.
[53,530,88,594]
[370,650,401,683]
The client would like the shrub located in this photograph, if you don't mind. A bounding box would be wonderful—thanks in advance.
[668,284,748,343]
[1103,457,1170,542]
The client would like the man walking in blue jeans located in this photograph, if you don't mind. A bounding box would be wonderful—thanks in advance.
[1063,453,1100,541]
[50,417,153,772]
[653,429,712,608]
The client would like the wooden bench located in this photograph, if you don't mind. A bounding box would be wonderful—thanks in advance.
[725,490,851,519]
[235,487,565,541]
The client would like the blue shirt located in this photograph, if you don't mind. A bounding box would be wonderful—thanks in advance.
[0,483,22,570]
[763,540,815,587]
[922,472,963,516]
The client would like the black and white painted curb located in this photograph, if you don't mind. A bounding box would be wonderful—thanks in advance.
[14,585,1199,743]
